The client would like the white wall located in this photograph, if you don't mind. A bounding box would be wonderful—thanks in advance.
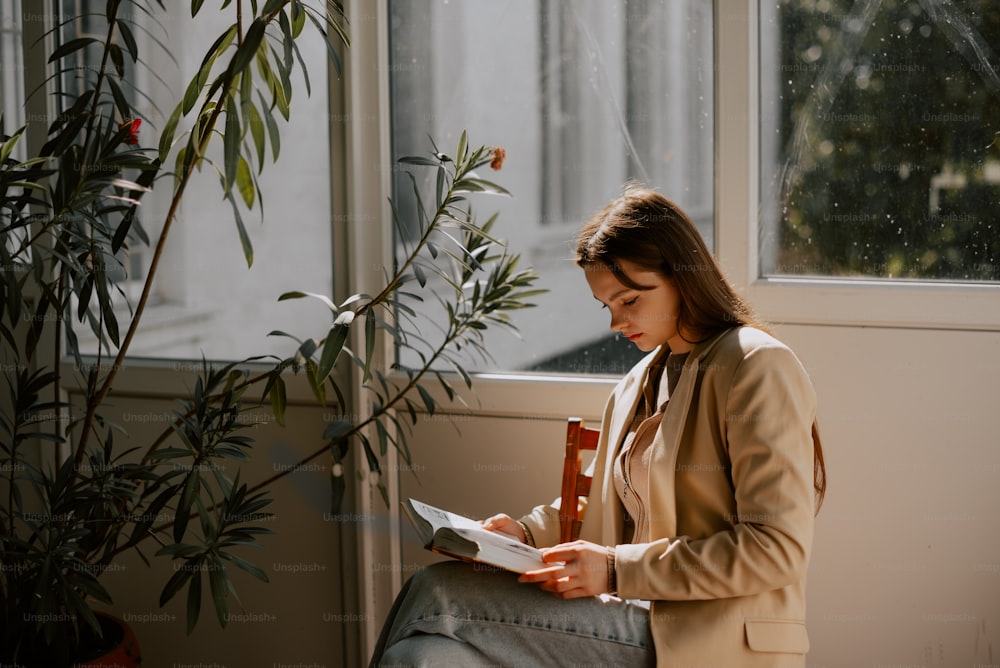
[784,324,1000,666]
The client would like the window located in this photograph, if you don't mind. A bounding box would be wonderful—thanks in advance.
[50,3,337,362]
[760,0,1000,282]
[1,0,24,142]
[388,0,714,374]
[56,0,146,294]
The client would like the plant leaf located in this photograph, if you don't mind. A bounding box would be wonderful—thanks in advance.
[317,311,354,382]
[186,568,202,634]
[227,195,254,267]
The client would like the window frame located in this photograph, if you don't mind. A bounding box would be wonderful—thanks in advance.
[716,2,1000,332]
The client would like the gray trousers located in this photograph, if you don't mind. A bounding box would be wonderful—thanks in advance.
[370,561,654,667]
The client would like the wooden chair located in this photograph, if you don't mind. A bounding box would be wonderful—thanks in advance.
[559,417,601,543]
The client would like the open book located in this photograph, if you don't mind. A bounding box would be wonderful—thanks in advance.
[401,498,547,574]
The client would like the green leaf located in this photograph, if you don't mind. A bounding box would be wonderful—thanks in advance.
[159,103,183,162]
[246,102,266,171]
[175,469,201,542]
[108,42,125,77]
[227,195,254,267]
[232,18,267,77]
[262,0,286,14]
[208,556,228,627]
[375,419,389,456]
[111,214,133,253]
[412,262,427,287]
[457,130,468,165]
[117,19,139,62]
[224,96,240,195]
[183,27,237,114]
[416,384,436,416]
[222,552,269,583]
[0,126,24,164]
[186,568,202,634]
[192,0,206,15]
[159,563,193,607]
[270,375,286,427]
[105,76,131,121]
[277,290,336,311]
[257,90,281,161]
[290,1,306,37]
[48,37,99,63]
[453,177,511,196]
[398,155,441,168]
[235,155,255,209]
[304,10,343,76]
[317,311,353,382]
[363,312,376,382]
[94,267,120,347]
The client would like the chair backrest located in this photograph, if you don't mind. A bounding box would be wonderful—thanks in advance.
[559,417,601,543]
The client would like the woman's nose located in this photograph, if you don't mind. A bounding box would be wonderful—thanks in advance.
[609,309,627,333]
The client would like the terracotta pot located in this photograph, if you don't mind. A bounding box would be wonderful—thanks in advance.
[74,611,142,667]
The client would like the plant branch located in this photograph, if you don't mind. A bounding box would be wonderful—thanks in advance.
[71,83,234,472]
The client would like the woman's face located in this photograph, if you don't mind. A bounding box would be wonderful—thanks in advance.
[584,259,692,354]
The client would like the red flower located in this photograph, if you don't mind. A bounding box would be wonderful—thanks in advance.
[120,118,141,145]
[489,146,506,171]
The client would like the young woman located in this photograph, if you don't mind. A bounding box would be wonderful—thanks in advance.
[370,184,826,667]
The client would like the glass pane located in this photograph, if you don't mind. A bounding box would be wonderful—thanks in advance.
[760,0,1000,281]
[0,0,24,139]
[389,0,714,374]
[62,5,335,361]
[2,0,25,259]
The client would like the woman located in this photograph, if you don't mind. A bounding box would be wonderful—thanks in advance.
[371,184,826,667]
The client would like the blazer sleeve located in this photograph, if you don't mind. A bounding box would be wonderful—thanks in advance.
[614,342,817,601]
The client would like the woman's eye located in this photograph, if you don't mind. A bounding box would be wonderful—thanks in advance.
[623,297,638,307]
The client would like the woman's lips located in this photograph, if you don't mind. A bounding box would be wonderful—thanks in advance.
[627,333,642,342]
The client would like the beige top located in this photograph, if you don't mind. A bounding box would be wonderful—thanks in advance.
[613,349,688,543]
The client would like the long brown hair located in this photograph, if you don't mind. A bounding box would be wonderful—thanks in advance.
[576,183,827,511]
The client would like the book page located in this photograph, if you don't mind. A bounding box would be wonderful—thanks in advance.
[407,498,485,535]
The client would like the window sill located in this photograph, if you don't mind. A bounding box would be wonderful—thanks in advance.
[748,276,1000,331]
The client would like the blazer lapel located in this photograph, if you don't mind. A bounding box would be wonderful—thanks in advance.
[646,330,733,538]
[595,347,659,543]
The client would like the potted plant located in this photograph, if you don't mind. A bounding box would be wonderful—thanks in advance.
[0,1,540,664]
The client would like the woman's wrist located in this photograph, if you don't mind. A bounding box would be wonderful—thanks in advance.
[516,520,535,547]
[606,545,617,595]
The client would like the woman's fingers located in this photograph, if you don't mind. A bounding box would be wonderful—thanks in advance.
[480,514,525,542]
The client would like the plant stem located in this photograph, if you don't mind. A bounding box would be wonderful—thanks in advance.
[72,83,234,472]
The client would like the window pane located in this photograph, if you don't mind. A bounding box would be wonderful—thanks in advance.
[2,0,25,260]
[760,0,1000,281]
[61,5,335,361]
[388,0,714,374]
[1,0,24,140]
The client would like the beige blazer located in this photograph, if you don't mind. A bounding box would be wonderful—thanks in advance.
[521,326,817,667]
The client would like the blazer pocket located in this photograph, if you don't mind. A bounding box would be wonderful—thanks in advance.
[745,618,810,654]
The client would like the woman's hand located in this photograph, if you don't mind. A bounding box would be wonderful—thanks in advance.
[518,540,610,599]
[481,514,526,543]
